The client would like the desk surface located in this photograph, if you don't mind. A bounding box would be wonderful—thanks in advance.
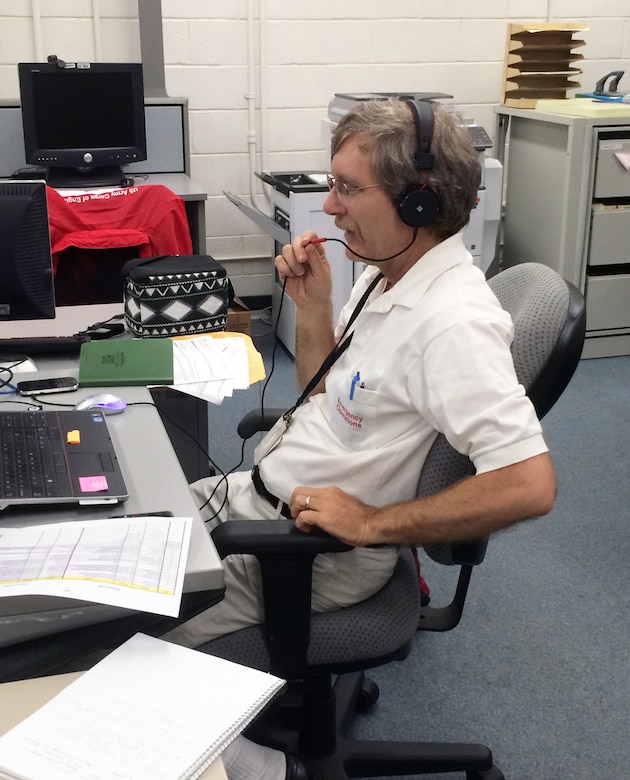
[142,172,207,201]
[0,672,227,780]
[0,305,223,655]
[0,302,123,340]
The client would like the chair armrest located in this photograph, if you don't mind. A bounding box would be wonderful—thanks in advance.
[211,520,352,559]
[210,521,352,678]
[237,408,287,439]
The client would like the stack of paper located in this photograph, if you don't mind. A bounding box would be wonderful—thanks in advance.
[78,333,266,405]
[534,98,630,117]
[172,333,263,404]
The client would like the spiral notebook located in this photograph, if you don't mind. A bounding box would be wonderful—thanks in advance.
[0,633,285,780]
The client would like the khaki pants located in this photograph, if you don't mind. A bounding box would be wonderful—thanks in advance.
[164,471,399,648]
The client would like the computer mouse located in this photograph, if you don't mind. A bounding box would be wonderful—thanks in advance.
[75,393,127,415]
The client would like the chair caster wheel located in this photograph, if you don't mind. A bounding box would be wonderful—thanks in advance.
[355,677,379,712]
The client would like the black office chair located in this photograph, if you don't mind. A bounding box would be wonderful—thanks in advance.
[198,262,586,779]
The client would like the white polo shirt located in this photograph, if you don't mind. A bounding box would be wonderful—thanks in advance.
[260,233,547,507]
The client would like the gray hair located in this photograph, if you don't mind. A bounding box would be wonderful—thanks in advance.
[330,99,481,239]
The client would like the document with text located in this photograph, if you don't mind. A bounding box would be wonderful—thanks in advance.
[0,516,192,617]
[171,335,259,404]
[0,634,284,780]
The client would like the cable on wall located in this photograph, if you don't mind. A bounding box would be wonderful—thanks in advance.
[246,0,272,211]
[246,0,262,211]
[31,0,44,61]
[92,0,102,61]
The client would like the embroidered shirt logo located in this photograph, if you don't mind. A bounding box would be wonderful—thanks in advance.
[336,397,364,429]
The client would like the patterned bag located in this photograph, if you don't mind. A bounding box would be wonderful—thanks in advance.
[122,254,229,338]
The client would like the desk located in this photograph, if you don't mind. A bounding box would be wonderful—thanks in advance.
[0,306,224,681]
[0,673,227,779]
[1,304,212,482]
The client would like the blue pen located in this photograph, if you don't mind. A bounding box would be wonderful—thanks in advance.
[350,371,361,400]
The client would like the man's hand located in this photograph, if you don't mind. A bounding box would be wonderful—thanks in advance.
[288,453,556,549]
[290,485,379,547]
[275,231,333,308]
[276,231,337,390]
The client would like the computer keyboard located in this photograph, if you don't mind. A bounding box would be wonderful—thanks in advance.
[0,335,90,356]
[0,411,71,499]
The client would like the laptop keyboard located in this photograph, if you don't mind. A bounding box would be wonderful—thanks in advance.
[0,412,72,500]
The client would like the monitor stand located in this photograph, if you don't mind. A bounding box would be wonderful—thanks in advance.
[45,165,126,190]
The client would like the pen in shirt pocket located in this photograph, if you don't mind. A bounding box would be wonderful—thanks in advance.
[350,371,362,400]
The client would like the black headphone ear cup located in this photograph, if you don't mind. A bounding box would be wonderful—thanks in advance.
[401,100,439,228]
[397,186,440,228]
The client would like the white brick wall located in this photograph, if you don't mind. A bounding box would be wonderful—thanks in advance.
[1,1,629,297]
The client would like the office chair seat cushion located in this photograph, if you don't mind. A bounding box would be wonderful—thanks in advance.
[198,549,421,673]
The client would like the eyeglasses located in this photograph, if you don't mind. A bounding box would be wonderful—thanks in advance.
[326,174,381,198]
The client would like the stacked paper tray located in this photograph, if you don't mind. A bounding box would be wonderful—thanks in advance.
[502,23,588,108]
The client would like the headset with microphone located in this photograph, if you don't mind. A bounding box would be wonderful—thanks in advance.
[318,99,440,262]
[396,99,440,229]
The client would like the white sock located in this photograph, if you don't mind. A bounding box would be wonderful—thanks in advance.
[222,735,287,780]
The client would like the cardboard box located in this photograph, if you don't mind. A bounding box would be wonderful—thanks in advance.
[226,296,251,336]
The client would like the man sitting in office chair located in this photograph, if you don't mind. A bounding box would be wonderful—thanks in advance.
[166,99,556,780]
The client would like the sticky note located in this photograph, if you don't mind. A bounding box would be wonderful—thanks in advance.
[79,475,109,493]
[67,430,81,444]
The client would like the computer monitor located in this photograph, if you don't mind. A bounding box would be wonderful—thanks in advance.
[0,180,55,321]
[18,61,147,189]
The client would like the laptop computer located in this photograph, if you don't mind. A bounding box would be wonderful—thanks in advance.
[0,409,128,511]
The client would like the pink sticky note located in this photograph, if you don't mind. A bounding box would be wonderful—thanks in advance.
[79,475,109,493]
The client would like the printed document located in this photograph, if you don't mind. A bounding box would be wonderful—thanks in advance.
[171,332,266,405]
[0,516,192,617]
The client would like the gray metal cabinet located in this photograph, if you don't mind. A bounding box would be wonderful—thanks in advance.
[495,106,630,358]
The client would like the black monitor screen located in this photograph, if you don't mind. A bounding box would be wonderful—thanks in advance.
[32,71,137,148]
[18,62,146,188]
[0,180,55,321]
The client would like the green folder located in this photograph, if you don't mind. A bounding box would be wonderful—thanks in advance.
[78,338,174,387]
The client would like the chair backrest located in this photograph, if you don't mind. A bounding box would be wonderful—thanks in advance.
[421,262,586,567]
[488,262,586,419]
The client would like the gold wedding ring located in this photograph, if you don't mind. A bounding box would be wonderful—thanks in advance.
[305,495,311,511]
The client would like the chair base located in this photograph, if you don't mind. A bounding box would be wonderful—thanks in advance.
[246,670,505,779]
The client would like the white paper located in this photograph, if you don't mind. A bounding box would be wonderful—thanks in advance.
[614,150,630,171]
[0,516,192,617]
[0,634,284,780]
[170,337,251,405]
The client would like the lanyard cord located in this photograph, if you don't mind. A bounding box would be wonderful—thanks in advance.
[283,272,384,425]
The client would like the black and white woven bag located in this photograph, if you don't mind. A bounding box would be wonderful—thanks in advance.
[122,255,229,338]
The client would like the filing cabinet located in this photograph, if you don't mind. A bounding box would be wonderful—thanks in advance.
[496,107,630,357]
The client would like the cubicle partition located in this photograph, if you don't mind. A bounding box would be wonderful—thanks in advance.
[0,96,190,177]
